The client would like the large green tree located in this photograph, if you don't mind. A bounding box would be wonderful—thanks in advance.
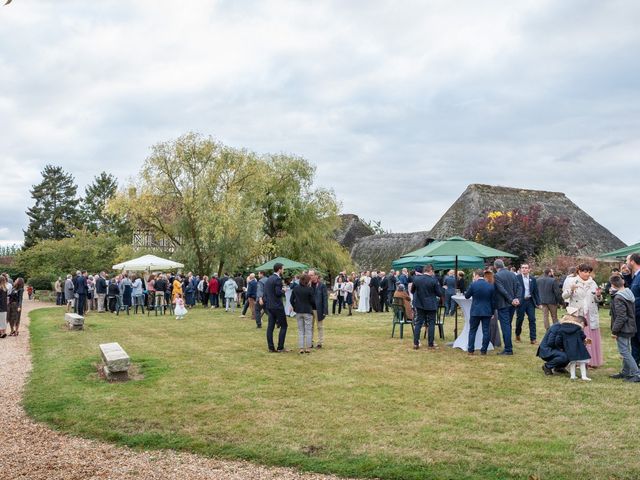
[260,154,353,274]
[110,133,265,274]
[23,165,80,248]
[81,171,130,238]
[110,133,352,275]
[16,229,121,278]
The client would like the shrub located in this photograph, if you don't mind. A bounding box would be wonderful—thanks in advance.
[27,275,56,291]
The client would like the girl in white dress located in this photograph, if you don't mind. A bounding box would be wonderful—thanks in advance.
[357,273,371,313]
[174,294,187,320]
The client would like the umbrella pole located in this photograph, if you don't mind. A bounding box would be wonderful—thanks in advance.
[454,256,459,338]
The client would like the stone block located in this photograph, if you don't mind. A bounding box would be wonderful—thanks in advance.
[65,313,84,330]
[103,366,129,381]
[99,342,131,373]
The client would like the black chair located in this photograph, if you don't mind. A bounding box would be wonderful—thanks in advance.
[391,297,414,339]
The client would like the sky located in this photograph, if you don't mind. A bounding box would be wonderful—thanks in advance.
[1,0,639,247]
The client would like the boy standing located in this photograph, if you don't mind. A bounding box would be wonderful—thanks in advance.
[609,275,640,382]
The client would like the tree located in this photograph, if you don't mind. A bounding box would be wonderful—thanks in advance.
[110,133,353,275]
[81,172,130,238]
[23,165,79,248]
[259,154,354,274]
[464,203,571,265]
[16,229,121,278]
[110,133,265,275]
[365,219,389,235]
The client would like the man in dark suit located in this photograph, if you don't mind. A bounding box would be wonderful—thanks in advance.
[626,253,640,363]
[264,263,288,352]
[465,270,496,355]
[410,264,443,350]
[493,259,522,355]
[386,270,397,311]
[74,270,88,316]
[536,322,569,375]
[515,263,541,344]
[379,272,389,313]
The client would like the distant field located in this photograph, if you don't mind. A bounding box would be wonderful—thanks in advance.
[24,306,638,480]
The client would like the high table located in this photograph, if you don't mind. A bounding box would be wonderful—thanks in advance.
[452,294,494,351]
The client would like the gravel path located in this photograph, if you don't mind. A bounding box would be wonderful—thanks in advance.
[0,298,352,480]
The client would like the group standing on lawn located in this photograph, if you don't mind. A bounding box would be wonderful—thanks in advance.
[12,252,640,383]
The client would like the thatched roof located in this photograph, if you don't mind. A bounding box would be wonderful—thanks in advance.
[350,231,433,271]
[429,184,625,257]
[335,214,375,250]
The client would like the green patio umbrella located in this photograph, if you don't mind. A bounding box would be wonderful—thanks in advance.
[599,242,640,260]
[254,256,308,272]
[392,255,485,270]
[402,237,517,338]
[402,237,517,259]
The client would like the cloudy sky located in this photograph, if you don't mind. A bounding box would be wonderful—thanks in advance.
[1,0,638,246]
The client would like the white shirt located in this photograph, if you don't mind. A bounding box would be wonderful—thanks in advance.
[523,275,531,298]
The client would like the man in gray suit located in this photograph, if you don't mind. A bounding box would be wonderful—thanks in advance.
[537,268,562,330]
[493,259,522,355]
[255,271,268,328]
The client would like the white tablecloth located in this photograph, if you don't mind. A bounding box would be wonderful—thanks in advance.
[452,295,494,351]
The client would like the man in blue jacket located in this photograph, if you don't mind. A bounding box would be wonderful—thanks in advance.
[410,264,443,350]
[74,270,88,316]
[465,270,495,355]
[493,259,522,355]
[264,263,288,352]
[515,263,541,344]
[536,320,569,375]
[626,253,640,363]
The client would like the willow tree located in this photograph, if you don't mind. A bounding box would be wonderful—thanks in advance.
[110,133,264,274]
[110,133,352,275]
[259,154,354,274]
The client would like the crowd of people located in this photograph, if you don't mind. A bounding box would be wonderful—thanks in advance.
[12,252,640,378]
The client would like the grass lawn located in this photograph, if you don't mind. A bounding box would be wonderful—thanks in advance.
[25,306,640,480]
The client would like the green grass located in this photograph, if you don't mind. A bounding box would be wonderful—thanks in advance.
[24,306,640,480]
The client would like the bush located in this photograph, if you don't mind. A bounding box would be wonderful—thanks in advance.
[27,275,56,291]
[1,264,28,280]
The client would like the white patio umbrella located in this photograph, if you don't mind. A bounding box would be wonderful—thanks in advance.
[112,254,184,272]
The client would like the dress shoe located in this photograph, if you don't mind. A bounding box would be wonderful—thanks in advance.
[530,340,537,345]
[542,364,553,376]
[413,345,420,350]
[480,351,487,356]
[497,350,513,356]
[467,351,475,356]
[515,335,521,343]
[554,367,569,375]
[609,373,626,379]
[624,376,640,383]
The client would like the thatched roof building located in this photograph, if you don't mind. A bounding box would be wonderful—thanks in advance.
[349,231,433,271]
[336,214,375,250]
[429,184,625,257]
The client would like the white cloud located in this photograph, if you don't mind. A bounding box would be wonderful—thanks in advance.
[0,0,638,246]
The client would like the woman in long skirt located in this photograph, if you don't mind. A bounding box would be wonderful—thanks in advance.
[8,278,24,336]
[562,263,604,367]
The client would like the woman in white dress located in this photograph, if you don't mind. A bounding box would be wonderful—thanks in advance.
[357,272,371,313]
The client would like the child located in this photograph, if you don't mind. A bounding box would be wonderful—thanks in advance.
[556,307,591,381]
[609,274,640,382]
[174,293,187,320]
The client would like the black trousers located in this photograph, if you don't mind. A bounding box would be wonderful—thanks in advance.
[266,307,287,351]
[542,351,569,370]
[76,294,87,316]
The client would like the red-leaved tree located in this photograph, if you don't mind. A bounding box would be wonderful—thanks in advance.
[464,204,571,265]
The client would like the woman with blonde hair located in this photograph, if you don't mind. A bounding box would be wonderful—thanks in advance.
[562,263,604,367]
